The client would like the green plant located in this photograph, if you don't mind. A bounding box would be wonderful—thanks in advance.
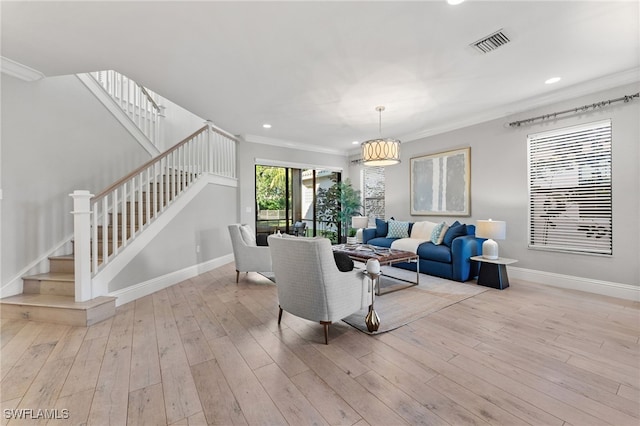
[255,165,286,211]
[348,228,357,237]
[316,178,362,243]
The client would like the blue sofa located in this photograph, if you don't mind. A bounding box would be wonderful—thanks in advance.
[362,219,482,282]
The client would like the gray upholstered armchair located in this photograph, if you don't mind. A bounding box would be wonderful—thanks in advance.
[268,235,370,344]
[228,224,272,283]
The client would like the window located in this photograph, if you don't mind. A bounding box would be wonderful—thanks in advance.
[362,166,385,222]
[527,120,612,255]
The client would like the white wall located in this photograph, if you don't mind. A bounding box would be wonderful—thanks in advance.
[1,73,151,285]
[158,95,207,151]
[108,182,237,292]
[354,82,639,287]
[237,140,351,228]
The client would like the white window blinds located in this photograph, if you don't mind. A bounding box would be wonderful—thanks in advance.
[527,119,612,255]
[363,166,385,221]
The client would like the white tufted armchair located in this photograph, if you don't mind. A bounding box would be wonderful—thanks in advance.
[228,224,272,283]
[267,235,370,344]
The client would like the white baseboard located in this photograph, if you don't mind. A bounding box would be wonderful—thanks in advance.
[92,174,235,297]
[509,266,640,301]
[109,253,234,306]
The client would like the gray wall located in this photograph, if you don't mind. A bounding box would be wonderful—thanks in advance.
[108,183,237,292]
[237,140,351,228]
[1,73,151,283]
[353,82,639,286]
[159,95,207,151]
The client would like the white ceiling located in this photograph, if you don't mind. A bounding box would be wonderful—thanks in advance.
[2,1,639,155]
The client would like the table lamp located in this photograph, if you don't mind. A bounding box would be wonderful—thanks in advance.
[476,219,506,260]
[351,216,369,243]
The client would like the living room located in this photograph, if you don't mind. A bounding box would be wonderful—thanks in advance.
[1,1,639,424]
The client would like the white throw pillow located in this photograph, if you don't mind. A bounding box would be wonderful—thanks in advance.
[411,221,438,240]
[239,224,257,246]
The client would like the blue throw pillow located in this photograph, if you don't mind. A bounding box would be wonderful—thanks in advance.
[443,223,467,247]
[375,218,388,238]
[386,220,410,238]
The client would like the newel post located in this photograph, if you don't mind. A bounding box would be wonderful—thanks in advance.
[70,190,94,302]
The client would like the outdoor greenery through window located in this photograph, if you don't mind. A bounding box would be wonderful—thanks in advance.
[527,119,612,255]
[255,165,358,243]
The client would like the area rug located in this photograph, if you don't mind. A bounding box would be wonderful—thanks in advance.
[342,265,489,334]
[258,271,276,283]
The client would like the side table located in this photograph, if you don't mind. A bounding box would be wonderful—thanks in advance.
[470,256,518,290]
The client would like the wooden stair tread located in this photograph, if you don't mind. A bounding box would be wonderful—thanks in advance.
[0,294,115,310]
[49,254,74,261]
[22,272,75,282]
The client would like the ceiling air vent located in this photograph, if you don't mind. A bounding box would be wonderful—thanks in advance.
[471,29,510,53]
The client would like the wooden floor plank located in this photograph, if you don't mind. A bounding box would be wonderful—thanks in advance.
[1,262,637,426]
[285,335,411,425]
[152,291,203,424]
[208,335,286,425]
[0,322,43,381]
[47,388,94,425]
[354,370,451,426]
[127,383,167,426]
[289,369,363,425]
[190,359,248,425]
[87,303,135,425]
[129,295,161,392]
[0,320,28,349]
[254,362,328,426]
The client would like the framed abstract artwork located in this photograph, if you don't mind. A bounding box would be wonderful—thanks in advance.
[410,147,470,216]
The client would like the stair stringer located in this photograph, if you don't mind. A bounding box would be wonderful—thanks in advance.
[91,173,238,299]
[76,73,161,157]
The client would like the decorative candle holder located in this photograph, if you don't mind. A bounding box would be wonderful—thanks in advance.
[364,259,381,332]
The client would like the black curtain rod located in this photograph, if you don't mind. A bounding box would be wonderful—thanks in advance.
[508,92,639,127]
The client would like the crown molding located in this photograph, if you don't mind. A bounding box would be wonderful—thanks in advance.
[1,56,45,81]
[241,134,348,156]
[400,67,640,144]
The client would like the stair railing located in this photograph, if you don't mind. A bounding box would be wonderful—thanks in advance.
[91,70,164,147]
[71,122,237,301]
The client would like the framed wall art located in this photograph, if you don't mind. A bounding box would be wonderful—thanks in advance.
[410,147,470,216]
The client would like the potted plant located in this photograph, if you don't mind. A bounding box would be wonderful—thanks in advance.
[347,227,358,245]
[316,178,362,243]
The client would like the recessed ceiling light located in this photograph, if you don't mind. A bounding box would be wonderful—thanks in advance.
[262,123,272,129]
[545,77,561,85]
[352,141,359,145]
[447,0,465,5]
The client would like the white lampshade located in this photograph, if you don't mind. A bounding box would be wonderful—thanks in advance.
[351,216,369,229]
[476,219,506,260]
[366,259,381,275]
[361,138,401,166]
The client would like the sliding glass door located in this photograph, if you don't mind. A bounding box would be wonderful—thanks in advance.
[255,165,341,242]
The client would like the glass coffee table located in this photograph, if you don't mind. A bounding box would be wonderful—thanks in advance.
[332,244,419,295]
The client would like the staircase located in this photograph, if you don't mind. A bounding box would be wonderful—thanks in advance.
[1,85,237,327]
[1,264,116,327]
[0,171,193,326]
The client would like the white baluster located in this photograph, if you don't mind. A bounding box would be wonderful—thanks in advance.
[102,197,108,267]
[92,202,98,273]
[138,171,143,234]
[112,188,119,257]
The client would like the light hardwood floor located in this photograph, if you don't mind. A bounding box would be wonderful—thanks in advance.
[1,262,638,425]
